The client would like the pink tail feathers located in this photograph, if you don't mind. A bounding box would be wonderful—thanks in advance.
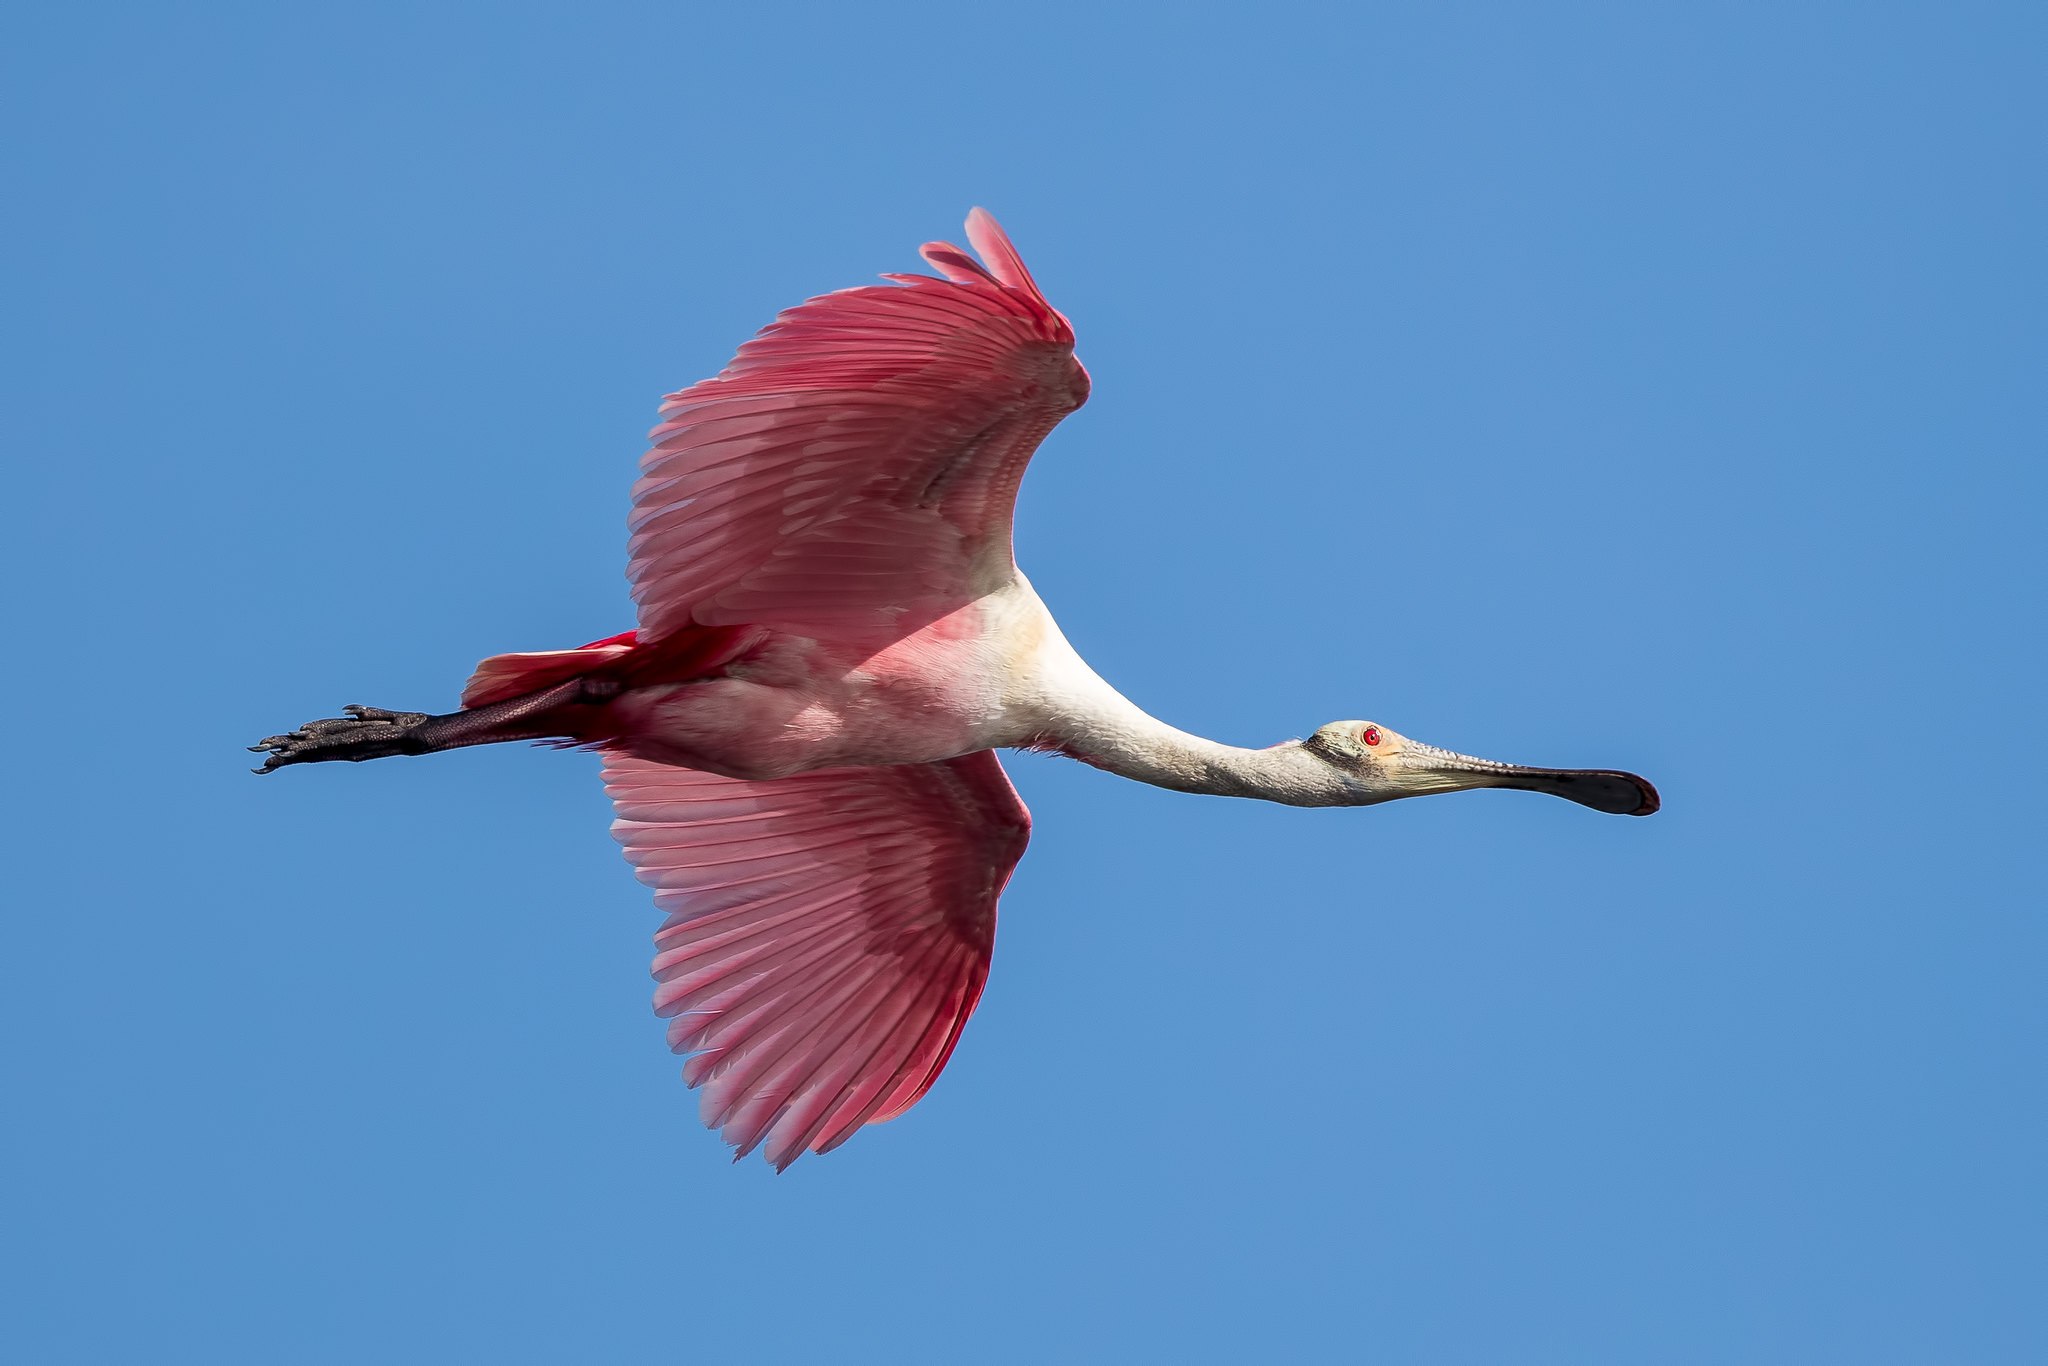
[460,631,640,709]
[460,624,759,710]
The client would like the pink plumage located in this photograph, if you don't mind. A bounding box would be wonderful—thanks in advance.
[465,211,1085,1166]
[626,216,1086,643]
[605,749,1027,1169]
[581,214,1080,1163]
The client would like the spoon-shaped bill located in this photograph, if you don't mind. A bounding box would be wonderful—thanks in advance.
[1400,743,1661,816]
[1488,765,1660,816]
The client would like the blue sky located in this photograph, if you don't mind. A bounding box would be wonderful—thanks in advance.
[5,2,2043,1361]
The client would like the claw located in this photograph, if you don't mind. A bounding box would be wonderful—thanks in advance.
[247,705,430,772]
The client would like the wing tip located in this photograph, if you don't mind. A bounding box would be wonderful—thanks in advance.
[916,209,1073,342]
[962,207,1036,294]
[919,239,997,286]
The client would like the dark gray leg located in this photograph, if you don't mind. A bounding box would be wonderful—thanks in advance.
[251,677,614,773]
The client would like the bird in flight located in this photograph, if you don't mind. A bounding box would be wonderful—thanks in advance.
[256,210,1659,1168]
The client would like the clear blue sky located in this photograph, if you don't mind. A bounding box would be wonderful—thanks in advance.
[5,3,2043,1362]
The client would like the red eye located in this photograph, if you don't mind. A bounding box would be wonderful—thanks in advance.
[1362,726,1381,746]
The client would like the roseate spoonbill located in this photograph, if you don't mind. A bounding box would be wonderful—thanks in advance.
[255,210,1659,1169]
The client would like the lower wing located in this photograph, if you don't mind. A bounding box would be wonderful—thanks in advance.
[603,748,1032,1168]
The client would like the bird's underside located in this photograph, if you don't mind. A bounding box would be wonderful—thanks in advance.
[255,209,1659,1170]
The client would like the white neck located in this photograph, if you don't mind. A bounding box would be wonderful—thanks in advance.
[1015,616,1353,807]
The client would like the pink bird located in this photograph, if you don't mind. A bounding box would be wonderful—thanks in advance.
[256,210,1659,1168]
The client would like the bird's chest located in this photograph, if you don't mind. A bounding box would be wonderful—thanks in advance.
[837,629,1012,756]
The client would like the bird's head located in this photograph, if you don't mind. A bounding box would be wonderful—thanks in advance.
[1300,720,1660,815]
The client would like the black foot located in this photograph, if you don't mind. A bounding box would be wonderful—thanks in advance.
[251,705,433,773]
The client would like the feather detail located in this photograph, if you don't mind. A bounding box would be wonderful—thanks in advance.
[626,210,1087,646]
[603,748,1030,1167]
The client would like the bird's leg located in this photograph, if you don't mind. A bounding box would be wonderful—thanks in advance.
[251,676,616,773]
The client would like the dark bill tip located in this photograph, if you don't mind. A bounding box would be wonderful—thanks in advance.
[1625,773,1661,816]
[1525,767,1660,816]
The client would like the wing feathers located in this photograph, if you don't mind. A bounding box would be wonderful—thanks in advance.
[603,749,1030,1167]
[627,211,1086,645]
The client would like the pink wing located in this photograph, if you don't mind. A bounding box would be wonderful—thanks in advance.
[603,748,1032,1168]
[628,209,1089,644]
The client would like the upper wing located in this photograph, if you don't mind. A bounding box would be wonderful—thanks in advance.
[603,748,1032,1169]
[628,209,1089,644]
